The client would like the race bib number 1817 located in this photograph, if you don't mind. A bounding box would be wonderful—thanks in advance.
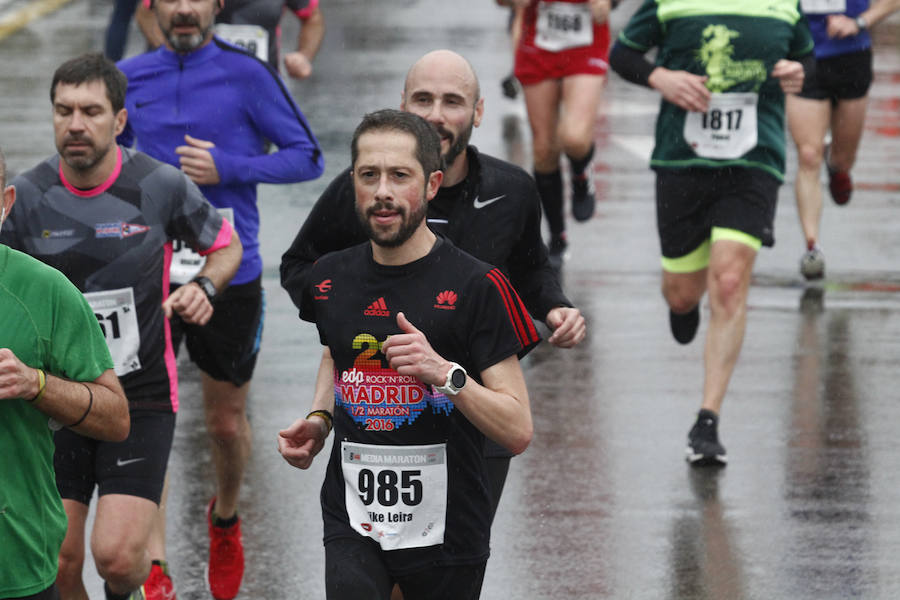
[683,92,758,160]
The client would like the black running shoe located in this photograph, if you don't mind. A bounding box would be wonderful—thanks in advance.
[571,174,596,222]
[501,74,520,99]
[548,234,567,272]
[686,410,727,467]
[669,306,700,345]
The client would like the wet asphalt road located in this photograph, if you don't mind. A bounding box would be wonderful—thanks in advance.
[2,0,900,598]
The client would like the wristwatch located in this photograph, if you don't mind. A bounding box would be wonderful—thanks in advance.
[191,275,217,301]
[434,363,467,396]
[855,15,868,31]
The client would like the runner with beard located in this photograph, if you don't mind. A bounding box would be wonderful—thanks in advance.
[136,0,324,78]
[118,0,324,597]
[278,109,537,600]
[281,49,585,523]
[3,53,241,600]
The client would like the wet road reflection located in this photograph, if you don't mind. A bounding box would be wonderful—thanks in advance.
[2,0,900,598]
[784,298,872,598]
[668,470,744,600]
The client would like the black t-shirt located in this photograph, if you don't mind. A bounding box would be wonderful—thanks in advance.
[300,237,540,574]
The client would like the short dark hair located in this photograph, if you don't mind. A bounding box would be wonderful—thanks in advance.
[51,53,128,113]
[351,109,443,177]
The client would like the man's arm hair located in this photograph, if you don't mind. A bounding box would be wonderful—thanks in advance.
[32,367,130,442]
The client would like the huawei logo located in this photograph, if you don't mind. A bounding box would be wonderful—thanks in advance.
[434,290,457,310]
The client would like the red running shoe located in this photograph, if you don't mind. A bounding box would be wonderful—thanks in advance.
[206,498,244,600]
[828,168,852,205]
[142,562,176,600]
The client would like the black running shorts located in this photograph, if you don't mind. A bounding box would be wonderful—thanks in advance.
[324,536,487,600]
[172,277,265,387]
[54,411,176,505]
[797,48,873,103]
[655,167,781,259]
[11,583,60,600]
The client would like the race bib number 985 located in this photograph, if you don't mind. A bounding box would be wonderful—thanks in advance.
[342,441,447,551]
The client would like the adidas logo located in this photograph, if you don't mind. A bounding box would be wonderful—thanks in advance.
[364,297,391,317]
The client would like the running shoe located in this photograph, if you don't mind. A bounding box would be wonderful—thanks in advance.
[685,409,727,467]
[800,245,825,281]
[669,305,700,345]
[827,167,852,206]
[500,73,520,99]
[207,498,244,600]
[142,562,176,600]
[571,173,596,222]
[548,233,568,272]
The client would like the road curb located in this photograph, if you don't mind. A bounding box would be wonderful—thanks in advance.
[0,0,73,41]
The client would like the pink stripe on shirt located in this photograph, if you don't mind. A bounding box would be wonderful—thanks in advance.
[199,217,234,256]
[162,241,180,412]
[59,146,123,197]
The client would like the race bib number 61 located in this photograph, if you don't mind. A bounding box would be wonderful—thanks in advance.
[84,287,141,376]
[342,441,447,551]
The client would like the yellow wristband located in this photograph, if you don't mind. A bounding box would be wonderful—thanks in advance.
[306,409,333,435]
[30,369,46,403]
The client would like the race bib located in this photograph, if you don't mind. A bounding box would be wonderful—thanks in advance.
[84,287,141,376]
[169,208,234,285]
[215,23,269,62]
[800,0,846,14]
[684,93,758,160]
[342,442,447,551]
[535,1,593,52]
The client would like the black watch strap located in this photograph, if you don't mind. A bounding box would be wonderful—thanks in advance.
[191,275,217,301]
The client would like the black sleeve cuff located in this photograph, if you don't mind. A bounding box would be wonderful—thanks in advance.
[609,41,656,88]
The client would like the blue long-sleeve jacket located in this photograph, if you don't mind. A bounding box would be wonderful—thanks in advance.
[118,38,324,284]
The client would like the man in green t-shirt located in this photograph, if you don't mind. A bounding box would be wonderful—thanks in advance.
[0,147,129,600]
[609,0,813,466]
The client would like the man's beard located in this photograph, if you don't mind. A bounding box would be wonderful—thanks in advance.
[166,16,212,53]
[357,197,427,248]
[437,113,475,167]
[59,134,112,172]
